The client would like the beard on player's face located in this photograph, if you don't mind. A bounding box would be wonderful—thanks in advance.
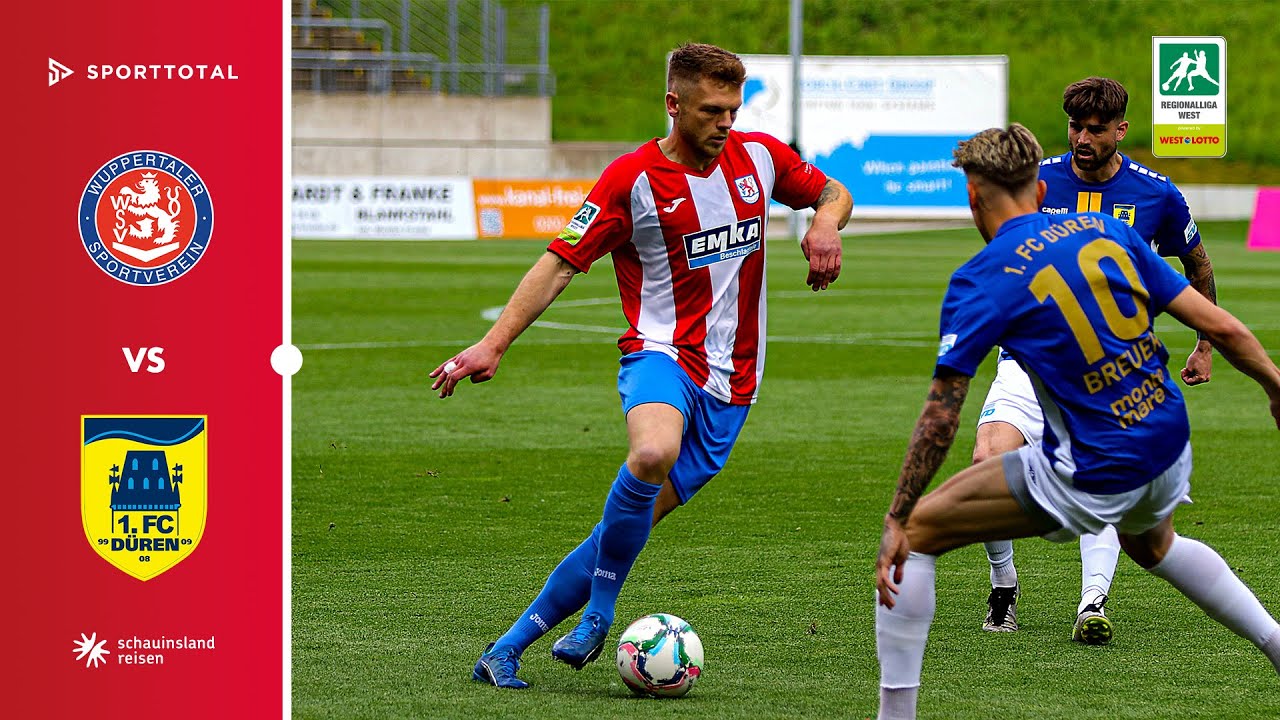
[677,117,727,159]
[1073,142,1116,171]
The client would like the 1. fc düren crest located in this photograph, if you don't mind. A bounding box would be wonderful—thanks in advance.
[82,416,208,581]
[79,151,214,286]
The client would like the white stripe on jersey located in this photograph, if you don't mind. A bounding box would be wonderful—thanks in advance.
[1027,367,1077,482]
[688,166,743,401]
[630,172,679,362]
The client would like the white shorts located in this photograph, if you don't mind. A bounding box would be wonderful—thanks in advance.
[1004,442,1193,543]
[978,357,1044,446]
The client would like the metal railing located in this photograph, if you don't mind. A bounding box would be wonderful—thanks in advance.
[292,0,554,96]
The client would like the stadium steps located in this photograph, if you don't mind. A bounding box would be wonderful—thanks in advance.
[292,2,432,93]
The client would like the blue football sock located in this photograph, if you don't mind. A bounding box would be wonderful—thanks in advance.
[492,524,600,656]
[583,464,662,627]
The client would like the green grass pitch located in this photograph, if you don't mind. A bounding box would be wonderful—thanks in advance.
[292,222,1280,719]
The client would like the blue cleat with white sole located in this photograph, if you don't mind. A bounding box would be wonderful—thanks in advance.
[472,643,530,689]
[550,612,610,670]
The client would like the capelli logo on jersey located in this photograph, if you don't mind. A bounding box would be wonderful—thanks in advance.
[683,216,761,269]
[78,151,213,286]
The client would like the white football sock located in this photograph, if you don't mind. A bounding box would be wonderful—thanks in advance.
[1148,535,1280,653]
[984,540,1017,588]
[1079,525,1121,613]
[876,552,937,720]
[878,687,918,720]
[1263,626,1280,675]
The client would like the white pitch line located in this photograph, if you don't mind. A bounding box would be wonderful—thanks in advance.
[298,294,1280,353]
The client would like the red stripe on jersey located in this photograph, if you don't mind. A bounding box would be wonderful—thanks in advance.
[720,139,768,402]
[731,245,765,402]
[614,240,646,356]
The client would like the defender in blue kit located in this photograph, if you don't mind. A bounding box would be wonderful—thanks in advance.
[871,123,1280,720]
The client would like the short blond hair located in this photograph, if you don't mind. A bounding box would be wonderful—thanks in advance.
[952,124,1042,192]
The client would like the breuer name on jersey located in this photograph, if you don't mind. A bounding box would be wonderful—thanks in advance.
[684,216,762,269]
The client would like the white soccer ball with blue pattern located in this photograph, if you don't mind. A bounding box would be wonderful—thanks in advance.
[615,613,703,697]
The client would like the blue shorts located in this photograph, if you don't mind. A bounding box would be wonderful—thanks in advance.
[617,351,750,504]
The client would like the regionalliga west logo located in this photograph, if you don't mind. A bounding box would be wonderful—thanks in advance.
[81,416,207,581]
[78,151,213,286]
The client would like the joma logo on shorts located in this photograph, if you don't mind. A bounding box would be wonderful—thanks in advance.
[593,568,617,581]
[683,216,762,269]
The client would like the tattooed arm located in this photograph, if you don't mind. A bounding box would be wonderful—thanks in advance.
[1178,243,1217,386]
[800,178,851,292]
[887,371,971,522]
[876,370,970,608]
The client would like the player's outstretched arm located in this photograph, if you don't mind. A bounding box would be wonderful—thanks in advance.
[877,370,970,608]
[800,178,852,292]
[1178,243,1217,386]
[1163,286,1280,428]
[430,252,578,398]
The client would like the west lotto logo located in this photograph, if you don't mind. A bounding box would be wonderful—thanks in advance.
[683,216,762,269]
[1152,36,1226,158]
[78,151,214,286]
[48,57,74,86]
[82,416,207,581]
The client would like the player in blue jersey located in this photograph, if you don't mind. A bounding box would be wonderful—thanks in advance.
[873,124,1280,720]
[975,77,1219,642]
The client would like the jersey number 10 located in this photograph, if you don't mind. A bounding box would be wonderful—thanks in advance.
[1029,238,1151,364]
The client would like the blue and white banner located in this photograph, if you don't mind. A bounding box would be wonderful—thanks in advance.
[734,55,1007,218]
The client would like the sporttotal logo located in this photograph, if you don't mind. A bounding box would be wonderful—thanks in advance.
[683,216,762,269]
[1152,36,1226,158]
[79,151,213,286]
[48,57,73,86]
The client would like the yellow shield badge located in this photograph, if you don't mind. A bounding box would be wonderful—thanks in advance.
[82,416,207,581]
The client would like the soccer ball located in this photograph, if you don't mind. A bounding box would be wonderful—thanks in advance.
[615,613,703,698]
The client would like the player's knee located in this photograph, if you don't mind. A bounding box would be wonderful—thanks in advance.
[627,443,678,482]
[1120,525,1174,569]
[902,509,948,556]
[971,443,997,466]
[905,525,948,556]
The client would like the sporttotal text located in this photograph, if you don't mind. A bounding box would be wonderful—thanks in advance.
[85,64,239,80]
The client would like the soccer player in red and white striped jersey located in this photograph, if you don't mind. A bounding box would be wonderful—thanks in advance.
[432,43,852,689]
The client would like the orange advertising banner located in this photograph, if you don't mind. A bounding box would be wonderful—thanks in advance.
[472,179,597,239]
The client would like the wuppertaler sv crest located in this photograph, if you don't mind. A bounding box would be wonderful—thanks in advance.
[78,151,214,286]
[82,417,207,581]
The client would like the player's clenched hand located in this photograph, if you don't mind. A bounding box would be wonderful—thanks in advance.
[800,221,842,292]
[876,515,911,609]
[1181,345,1213,386]
[429,342,503,398]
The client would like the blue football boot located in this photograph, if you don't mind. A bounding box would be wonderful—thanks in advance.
[472,643,530,689]
[550,612,610,670]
